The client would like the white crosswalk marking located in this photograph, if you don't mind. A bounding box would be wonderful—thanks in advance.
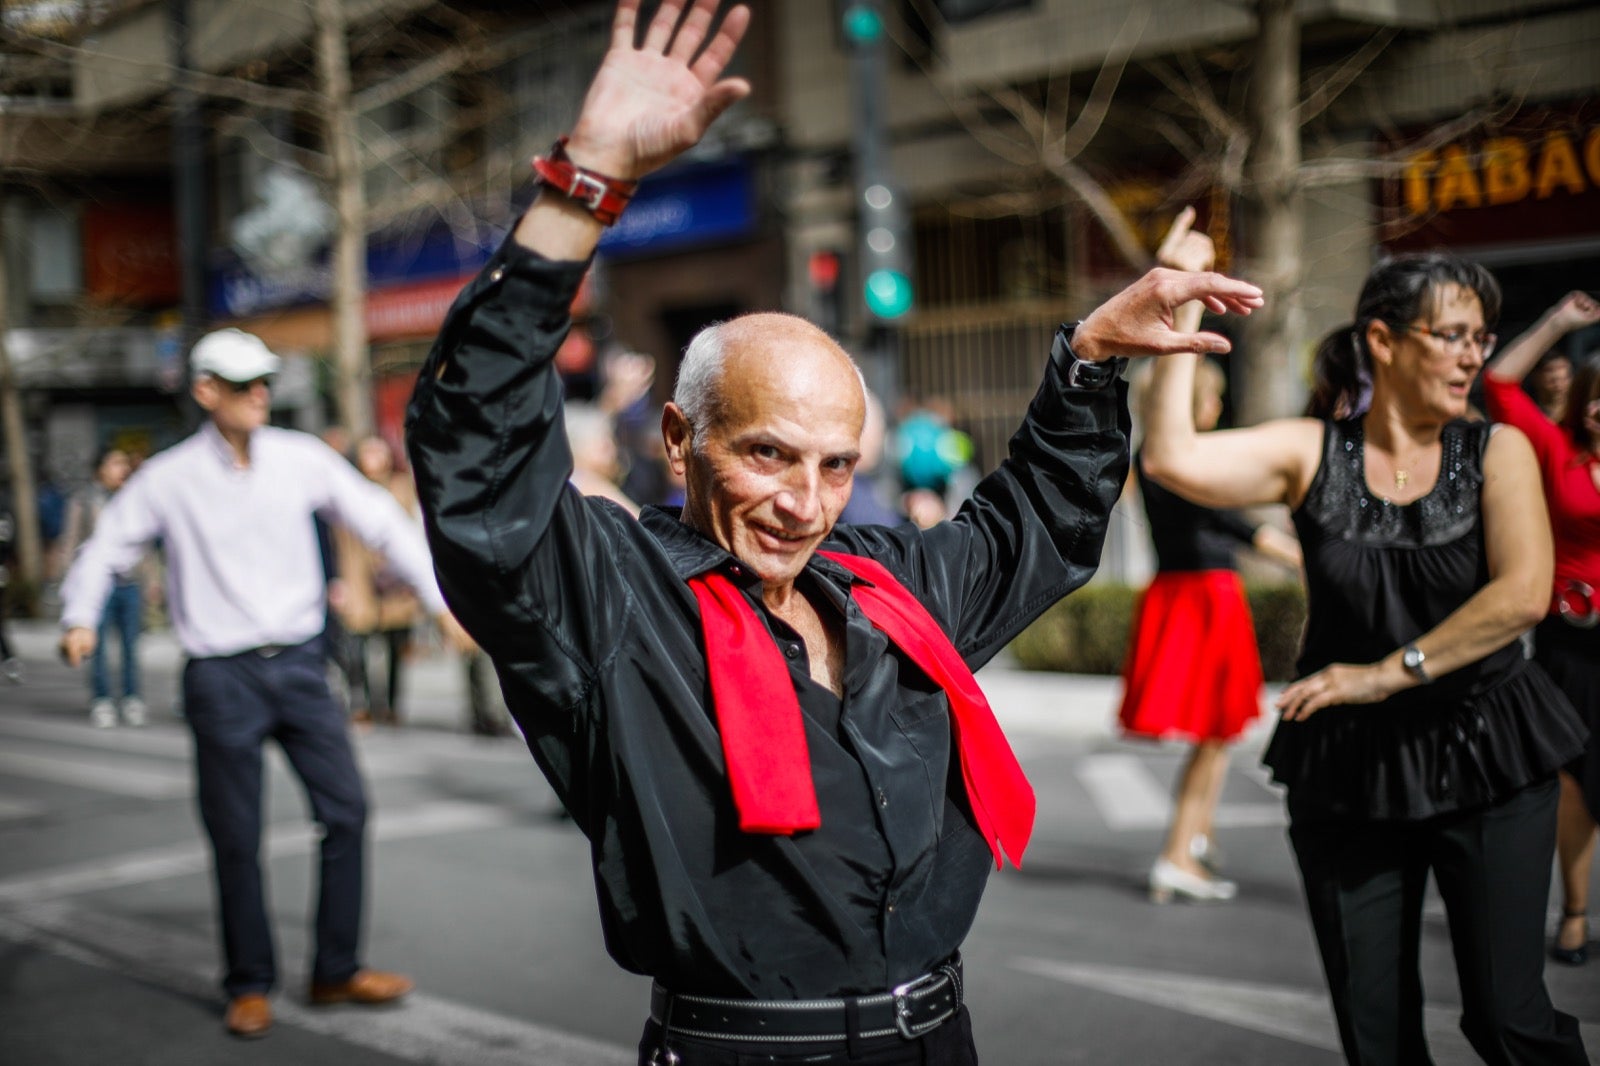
[0,749,191,798]
[0,901,634,1066]
[1075,752,1284,831]
[1078,753,1171,829]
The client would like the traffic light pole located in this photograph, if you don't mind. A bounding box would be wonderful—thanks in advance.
[843,0,911,414]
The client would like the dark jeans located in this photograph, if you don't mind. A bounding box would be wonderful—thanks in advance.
[1289,776,1587,1066]
[348,627,410,723]
[637,1006,979,1065]
[184,637,368,997]
[91,581,142,700]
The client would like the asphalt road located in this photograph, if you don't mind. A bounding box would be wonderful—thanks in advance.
[1,622,1595,1065]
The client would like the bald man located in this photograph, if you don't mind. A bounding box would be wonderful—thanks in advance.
[406,3,1263,1063]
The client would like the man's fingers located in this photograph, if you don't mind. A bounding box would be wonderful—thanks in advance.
[667,0,718,62]
[610,0,642,49]
[1156,206,1196,263]
[690,4,750,85]
[696,79,752,129]
[641,0,685,52]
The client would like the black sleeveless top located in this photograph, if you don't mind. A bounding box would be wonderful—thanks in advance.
[1136,451,1257,573]
[1261,418,1587,820]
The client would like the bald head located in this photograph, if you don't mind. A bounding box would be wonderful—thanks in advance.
[674,313,866,444]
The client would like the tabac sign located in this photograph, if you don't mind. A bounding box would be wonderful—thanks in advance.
[1381,98,1600,252]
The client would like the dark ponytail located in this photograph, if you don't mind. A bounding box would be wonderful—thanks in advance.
[1305,325,1370,419]
[1306,252,1501,421]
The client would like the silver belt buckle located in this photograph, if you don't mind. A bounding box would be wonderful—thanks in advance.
[891,969,946,1039]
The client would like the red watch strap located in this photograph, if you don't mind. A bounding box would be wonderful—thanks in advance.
[531,137,638,226]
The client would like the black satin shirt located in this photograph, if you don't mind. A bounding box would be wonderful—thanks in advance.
[405,234,1131,999]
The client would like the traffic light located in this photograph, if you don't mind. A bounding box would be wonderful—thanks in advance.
[860,182,913,320]
[808,249,845,336]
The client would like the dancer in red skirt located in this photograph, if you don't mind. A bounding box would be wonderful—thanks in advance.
[1121,211,1302,903]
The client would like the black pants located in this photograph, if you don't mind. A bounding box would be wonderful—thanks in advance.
[637,1006,979,1065]
[184,638,368,997]
[1289,776,1587,1066]
[348,627,409,723]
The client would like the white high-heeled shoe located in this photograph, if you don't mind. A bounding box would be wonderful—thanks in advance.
[1149,858,1237,904]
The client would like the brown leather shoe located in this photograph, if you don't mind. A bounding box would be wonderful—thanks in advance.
[225,993,272,1038]
[308,968,414,1006]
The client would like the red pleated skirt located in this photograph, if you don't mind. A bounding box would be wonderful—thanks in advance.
[1117,570,1264,742]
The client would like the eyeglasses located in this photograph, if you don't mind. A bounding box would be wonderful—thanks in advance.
[1400,324,1497,359]
[221,376,273,393]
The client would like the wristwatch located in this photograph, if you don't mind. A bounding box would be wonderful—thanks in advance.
[1401,643,1431,683]
[1053,323,1127,390]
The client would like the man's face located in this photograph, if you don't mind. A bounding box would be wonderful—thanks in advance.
[666,319,864,594]
[193,374,272,435]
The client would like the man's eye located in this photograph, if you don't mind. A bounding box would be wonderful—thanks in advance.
[752,444,781,460]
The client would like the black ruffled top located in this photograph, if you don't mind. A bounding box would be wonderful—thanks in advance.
[1262,418,1587,820]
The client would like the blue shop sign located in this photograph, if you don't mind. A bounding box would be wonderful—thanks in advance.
[210,217,501,319]
[598,158,756,258]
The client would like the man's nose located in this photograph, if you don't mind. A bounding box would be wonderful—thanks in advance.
[774,468,822,524]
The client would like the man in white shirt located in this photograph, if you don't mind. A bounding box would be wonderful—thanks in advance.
[60,328,467,1039]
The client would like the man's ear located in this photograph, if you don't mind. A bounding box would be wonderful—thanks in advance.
[191,377,221,413]
[661,403,692,475]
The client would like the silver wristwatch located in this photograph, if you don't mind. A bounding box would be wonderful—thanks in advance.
[1053,323,1126,390]
[1401,643,1431,683]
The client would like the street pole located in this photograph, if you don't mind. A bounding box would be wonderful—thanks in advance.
[0,199,44,604]
[844,0,911,413]
[167,0,207,425]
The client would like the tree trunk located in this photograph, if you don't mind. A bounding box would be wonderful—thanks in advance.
[314,0,372,440]
[1237,0,1305,425]
[0,201,45,605]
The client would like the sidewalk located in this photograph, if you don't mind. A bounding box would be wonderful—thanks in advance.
[2,618,1279,749]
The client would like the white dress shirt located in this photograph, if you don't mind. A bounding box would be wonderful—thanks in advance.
[62,422,447,658]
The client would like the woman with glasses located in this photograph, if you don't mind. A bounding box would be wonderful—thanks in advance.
[1482,290,1600,969]
[1141,232,1589,1065]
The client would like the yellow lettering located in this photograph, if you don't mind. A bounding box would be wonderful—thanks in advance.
[1482,137,1531,205]
[1403,152,1436,216]
[1433,145,1482,211]
[1534,132,1586,199]
[1585,127,1600,186]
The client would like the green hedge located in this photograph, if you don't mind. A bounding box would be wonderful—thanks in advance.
[1008,581,1307,682]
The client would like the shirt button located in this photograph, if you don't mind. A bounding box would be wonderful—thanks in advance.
[877,789,889,808]
[786,644,799,660]
[488,265,506,283]
[886,895,897,914]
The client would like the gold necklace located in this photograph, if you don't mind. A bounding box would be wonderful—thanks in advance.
[1393,468,1409,490]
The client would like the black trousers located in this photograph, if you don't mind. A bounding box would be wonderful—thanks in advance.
[184,638,369,997]
[637,1006,979,1065]
[1289,776,1587,1066]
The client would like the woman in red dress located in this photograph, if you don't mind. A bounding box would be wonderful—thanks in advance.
[1121,210,1302,903]
[1482,289,1600,965]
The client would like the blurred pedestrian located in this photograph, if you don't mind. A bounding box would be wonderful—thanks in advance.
[334,435,424,726]
[1142,219,1588,1064]
[60,446,150,727]
[407,4,1264,1061]
[837,390,905,527]
[565,401,641,515]
[1482,289,1600,967]
[59,328,470,1039]
[1529,350,1575,422]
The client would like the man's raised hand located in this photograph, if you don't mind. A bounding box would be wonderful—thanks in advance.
[565,0,751,181]
[1072,266,1264,363]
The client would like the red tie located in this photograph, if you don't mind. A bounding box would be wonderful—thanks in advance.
[688,551,1035,869]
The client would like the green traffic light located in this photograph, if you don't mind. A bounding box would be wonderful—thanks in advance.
[865,268,913,319]
[842,4,883,43]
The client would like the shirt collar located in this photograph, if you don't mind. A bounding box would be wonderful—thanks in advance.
[199,419,254,471]
[639,505,862,593]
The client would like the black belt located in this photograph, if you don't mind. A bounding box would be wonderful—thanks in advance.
[650,957,963,1044]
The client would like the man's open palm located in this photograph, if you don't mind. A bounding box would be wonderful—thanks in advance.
[568,0,751,180]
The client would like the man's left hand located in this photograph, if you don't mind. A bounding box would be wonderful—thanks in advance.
[1072,268,1264,363]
